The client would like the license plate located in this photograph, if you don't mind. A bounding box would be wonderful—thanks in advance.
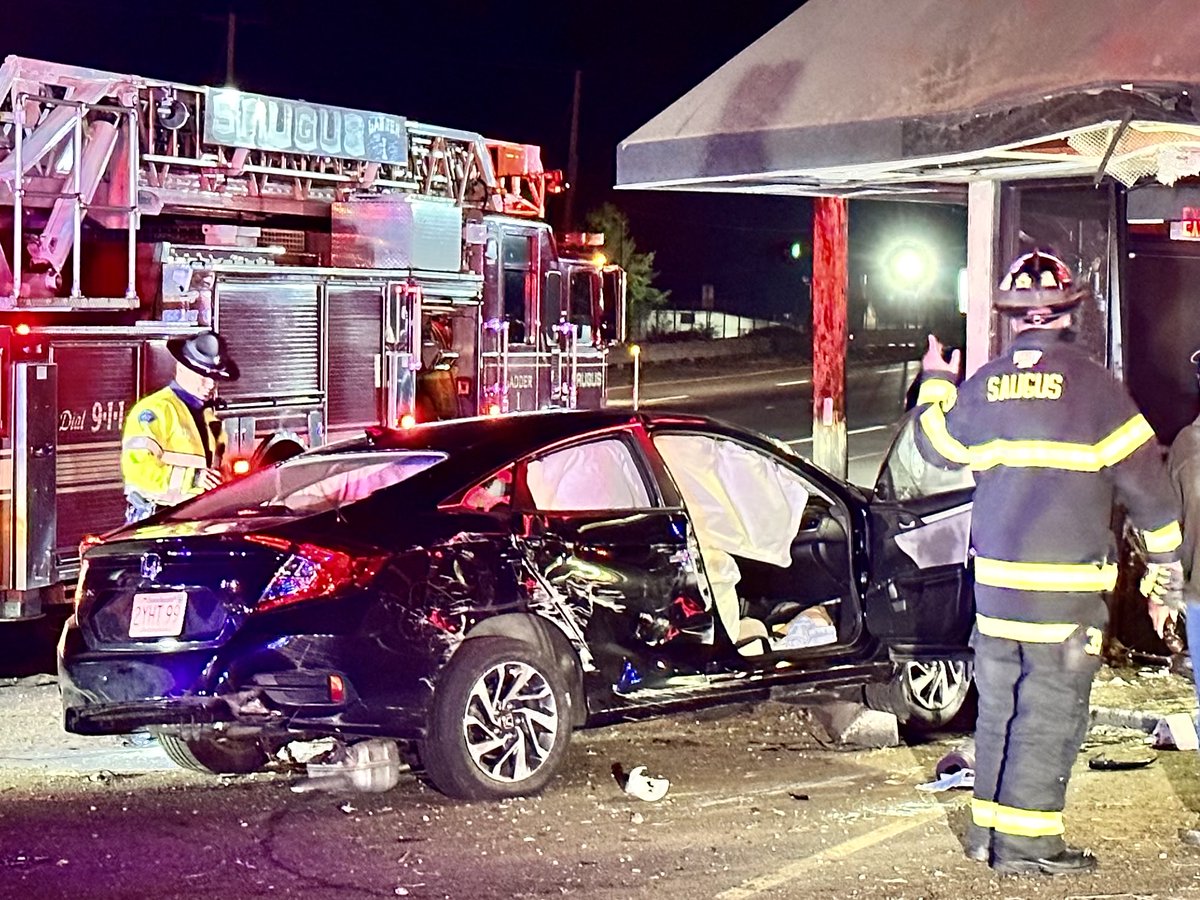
[129,591,188,638]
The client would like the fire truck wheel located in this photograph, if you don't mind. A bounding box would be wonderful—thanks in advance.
[156,731,269,775]
[251,437,305,470]
[420,638,571,800]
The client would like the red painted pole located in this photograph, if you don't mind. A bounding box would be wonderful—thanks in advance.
[812,196,848,478]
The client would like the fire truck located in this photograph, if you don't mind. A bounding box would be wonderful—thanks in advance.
[0,56,626,620]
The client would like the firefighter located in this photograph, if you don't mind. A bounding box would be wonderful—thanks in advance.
[121,330,240,523]
[1169,349,1200,846]
[914,250,1183,876]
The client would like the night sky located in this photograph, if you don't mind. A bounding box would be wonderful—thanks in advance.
[2,0,965,327]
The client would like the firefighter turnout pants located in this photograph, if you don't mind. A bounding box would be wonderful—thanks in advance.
[970,624,1102,862]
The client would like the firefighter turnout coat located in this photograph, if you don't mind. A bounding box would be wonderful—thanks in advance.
[915,328,1181,639]
[121,385,225,508]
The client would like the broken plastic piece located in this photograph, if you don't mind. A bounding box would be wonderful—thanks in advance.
[616,660,643,693]
[623,765,669,802]
[1088,748,1157,770]
[1154,713,1199,751]
[917,768,975,792]
[290,738,403,793]
[935,739,975,779]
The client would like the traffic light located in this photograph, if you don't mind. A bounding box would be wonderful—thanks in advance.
[789,240,803,260]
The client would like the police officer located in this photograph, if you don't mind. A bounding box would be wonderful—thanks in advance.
[915,250,1183,876]
[121,330,240,523]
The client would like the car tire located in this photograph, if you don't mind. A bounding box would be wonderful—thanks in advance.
[421,637,572,800]
[865,659,975,735]
[156,731,270,775]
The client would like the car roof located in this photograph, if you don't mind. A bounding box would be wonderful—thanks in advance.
[304,409,847,502]
[316,408,710,468]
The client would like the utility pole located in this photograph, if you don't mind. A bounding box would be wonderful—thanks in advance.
[811,196,849,479]
[225,9,237,85]
[564,68,582,231]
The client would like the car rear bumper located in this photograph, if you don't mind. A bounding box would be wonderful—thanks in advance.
[58,619,434,740]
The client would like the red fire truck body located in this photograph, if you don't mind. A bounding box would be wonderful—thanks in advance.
[0,56,626,619]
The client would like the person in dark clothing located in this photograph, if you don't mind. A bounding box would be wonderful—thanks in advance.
[914,249,1183,876]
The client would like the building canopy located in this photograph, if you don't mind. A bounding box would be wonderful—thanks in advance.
[616,0,1200,199]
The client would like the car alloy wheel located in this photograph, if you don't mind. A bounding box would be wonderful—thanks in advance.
[421,636,573,800]
[462,660,559,783]
[902,659,969,714]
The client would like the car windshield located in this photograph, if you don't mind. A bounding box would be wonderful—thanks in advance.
[162,451,448,520]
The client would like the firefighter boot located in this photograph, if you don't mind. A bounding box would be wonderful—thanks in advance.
[992,846,1098,876]
[965,823,991,862]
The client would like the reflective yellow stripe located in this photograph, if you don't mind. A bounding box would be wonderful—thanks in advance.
[970,438,1106,472]
[916,378,957,410]
[975,613,1078,643]
[972,800,1064,837]
[161,451,206,468]
[123,435,164,457]
[975,557,1118,592]
[919,405,972,465]
[954,414,1155,473]
[1143,520,1183,555]
[1094,414,1155,467]
[972,798,997,827]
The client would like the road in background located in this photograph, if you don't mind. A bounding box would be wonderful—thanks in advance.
[608,358,922,486]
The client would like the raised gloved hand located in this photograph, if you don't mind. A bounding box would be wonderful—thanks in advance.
[922,335,961,379]
[1140,559,1185,612]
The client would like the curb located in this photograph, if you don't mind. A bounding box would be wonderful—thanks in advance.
[1090,705,1178,733]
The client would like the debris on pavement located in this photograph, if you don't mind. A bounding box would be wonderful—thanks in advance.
[811,702,899,749]
[1153,712,1199,751]
[934,739,974,779]
[290,738,404,793]
[1088,747,1157,770]
[615,764,669,802]
[917,768,974,793]
[0,673,57,688]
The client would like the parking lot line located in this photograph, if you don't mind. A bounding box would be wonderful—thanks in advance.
[714,804,946,899]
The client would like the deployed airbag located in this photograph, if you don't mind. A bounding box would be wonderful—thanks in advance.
[527,439,651,511]
[654,434,810,566]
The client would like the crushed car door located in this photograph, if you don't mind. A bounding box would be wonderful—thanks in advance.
[866,412,974,653]
[513,432,714,690]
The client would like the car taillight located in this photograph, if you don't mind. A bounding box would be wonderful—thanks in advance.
[249,537,386,613]
[74,534,103,612]
[73,559,88,612]
[231,458,252,476]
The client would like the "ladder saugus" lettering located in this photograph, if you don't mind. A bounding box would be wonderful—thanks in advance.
[985,372,1064,402]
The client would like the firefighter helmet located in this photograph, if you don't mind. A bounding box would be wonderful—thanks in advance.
[993,249,1087,321]
[167,330,240,381]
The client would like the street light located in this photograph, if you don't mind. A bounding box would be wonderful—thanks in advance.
[886,242,934,290]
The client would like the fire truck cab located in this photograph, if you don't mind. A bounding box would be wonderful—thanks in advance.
[0,56,626,620]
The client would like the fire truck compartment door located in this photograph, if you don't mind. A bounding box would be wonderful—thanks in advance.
[14,362,57,590]
[215,281,321,403]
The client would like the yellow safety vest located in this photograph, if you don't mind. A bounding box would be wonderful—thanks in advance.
[121,386,225,506]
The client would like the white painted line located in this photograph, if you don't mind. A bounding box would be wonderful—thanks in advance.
[641,395,691,405]
[715,804,946,899]
[774,378,811,387]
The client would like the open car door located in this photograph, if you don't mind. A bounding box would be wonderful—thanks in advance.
[866,411,974,657]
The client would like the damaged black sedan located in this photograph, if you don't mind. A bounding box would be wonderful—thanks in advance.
[60,409,975,799]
